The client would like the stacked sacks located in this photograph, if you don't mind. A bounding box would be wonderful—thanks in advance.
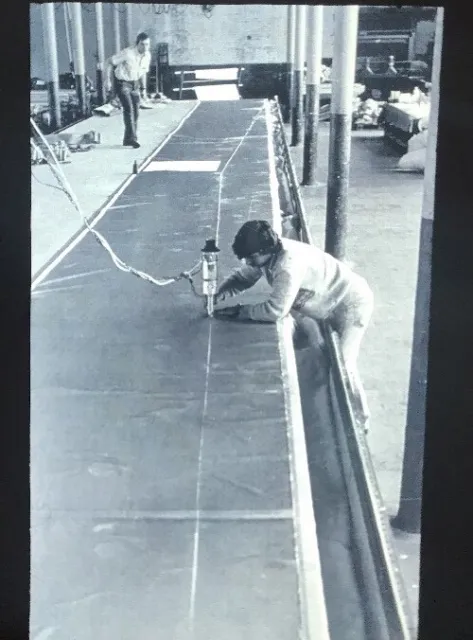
[397,129,429,173]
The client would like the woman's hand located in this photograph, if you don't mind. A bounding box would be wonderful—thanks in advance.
[213,304,241,319]
[203,291,226,310]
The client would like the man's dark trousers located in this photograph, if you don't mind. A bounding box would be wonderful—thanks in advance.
[115,79,140,144]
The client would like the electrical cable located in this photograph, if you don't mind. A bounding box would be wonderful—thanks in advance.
[30,119,203,292]
[31,163,70,196]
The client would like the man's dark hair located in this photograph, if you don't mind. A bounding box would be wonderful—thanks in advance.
[232,220,281,260]
[136,32,150,44]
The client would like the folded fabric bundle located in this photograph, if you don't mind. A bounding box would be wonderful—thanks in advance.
[94,103,120,116]
[397,148,426,173]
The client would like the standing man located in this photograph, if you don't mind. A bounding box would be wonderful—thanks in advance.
[212,220,374,426]
[105,32,151,149]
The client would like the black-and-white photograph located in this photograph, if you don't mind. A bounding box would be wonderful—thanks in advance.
[29,4,442,639]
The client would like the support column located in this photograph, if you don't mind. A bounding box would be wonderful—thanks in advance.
[125,4,134,46]
[291,5,306,147]
[285,5,296,124]
[69,3,88,117]
[391,8,444,535]
[64,3,74,74]
[41,3,61,130]
[113,3,121,54]
[95,3,106,105]
[302,5,324,186]
[325,6,359,260]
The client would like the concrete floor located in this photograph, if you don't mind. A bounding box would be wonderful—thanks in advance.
[287,122,422,617]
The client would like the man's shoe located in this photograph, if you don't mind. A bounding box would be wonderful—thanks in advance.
[131,141,140,149]
[123,140,132,146]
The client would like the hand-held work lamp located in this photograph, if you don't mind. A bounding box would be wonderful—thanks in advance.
[201,239,220,317]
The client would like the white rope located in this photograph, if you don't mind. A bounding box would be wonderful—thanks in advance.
[30,117,202,289]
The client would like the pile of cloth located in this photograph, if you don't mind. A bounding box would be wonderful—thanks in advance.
[318,84,366,122]
[392,87,430,173]
[397,129,429,173]
[93,92,172,117]
[390,85,429,105]
[352,98,385,127]
[93,97,122,117]
[140,92,172,108]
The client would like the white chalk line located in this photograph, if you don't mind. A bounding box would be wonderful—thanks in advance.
[188,321,212,632]
[215,104,265,241]
[34,268,111,287]
[187,103,265,633]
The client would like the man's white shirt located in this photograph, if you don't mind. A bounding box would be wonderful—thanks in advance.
[111,46,151,82]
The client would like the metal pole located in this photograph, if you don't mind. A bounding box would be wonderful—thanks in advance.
[391,8,444,535]
[325,6,359,260]
[64,3,74,74]
[285,5,295,124]
[113,3,121,54]
[302,5,324,186]
[95,3,106,105]
[69,3,88,117]
[125,4,134,46]
[291,5,306,147]
[41,3,61,130]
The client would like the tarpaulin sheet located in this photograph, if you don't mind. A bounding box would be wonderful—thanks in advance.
[30,100,309,640]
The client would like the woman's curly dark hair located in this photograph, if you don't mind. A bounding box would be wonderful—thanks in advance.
[231,220,282,260]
